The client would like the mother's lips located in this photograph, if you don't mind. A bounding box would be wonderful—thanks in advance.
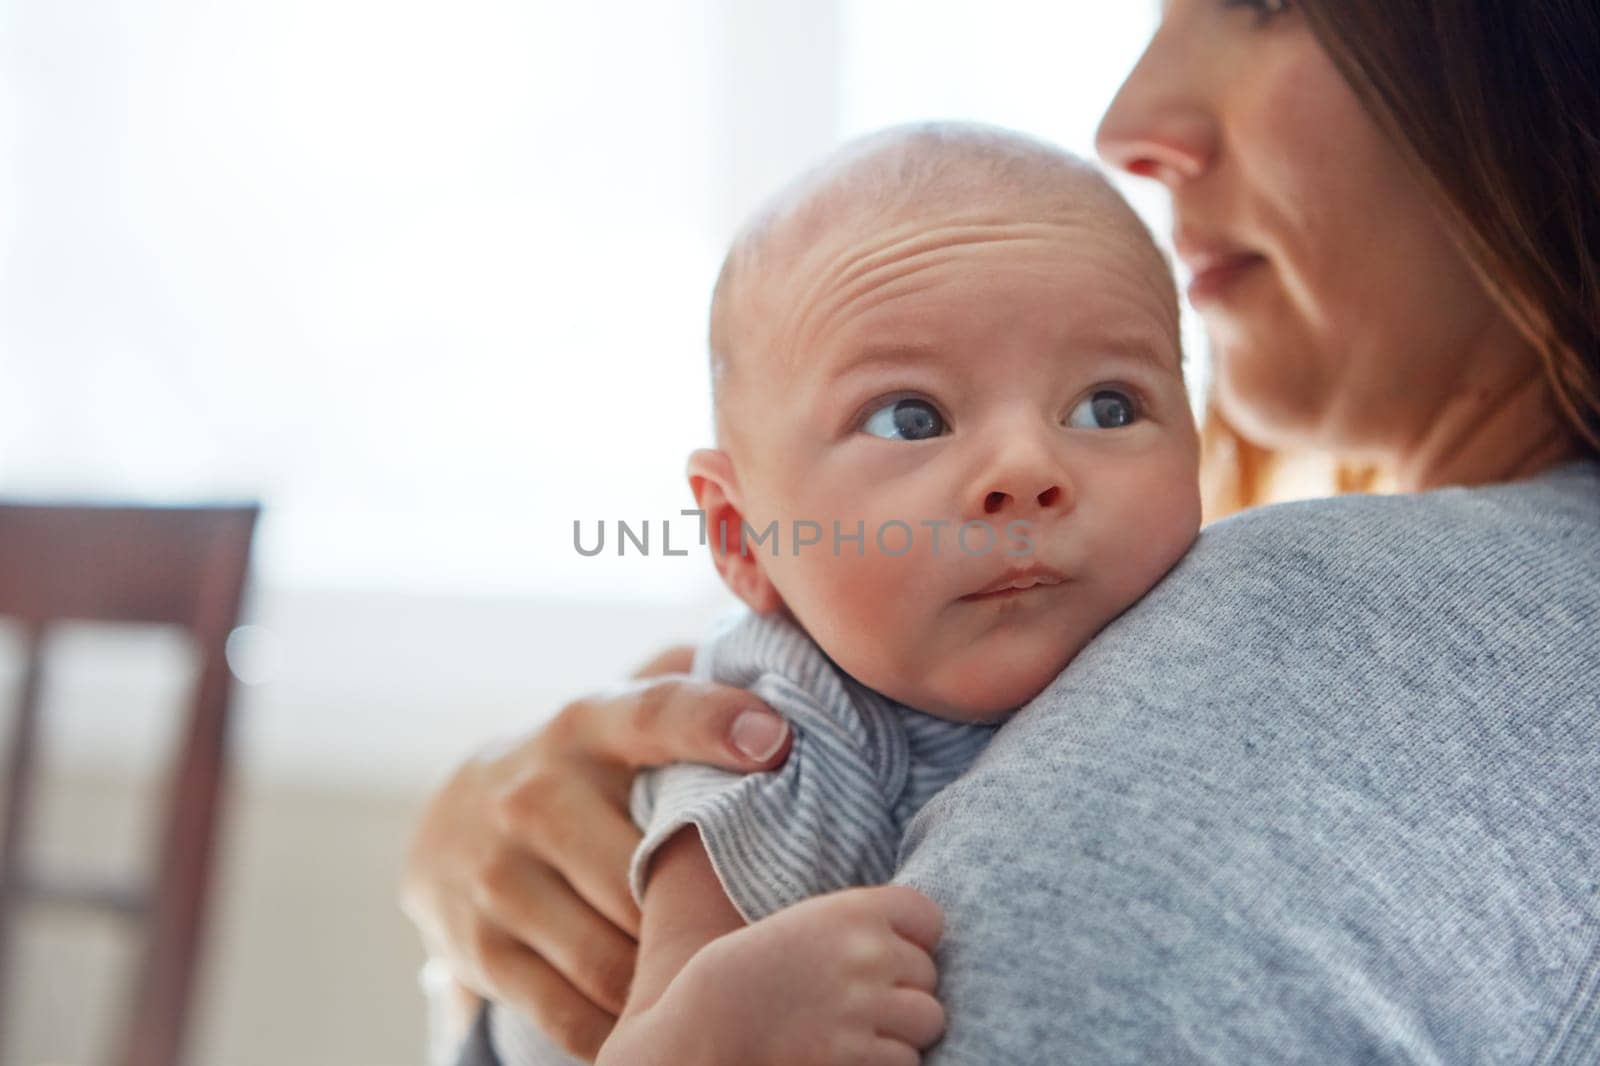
[1185,252,1265,305]
[1175,235,1266,306]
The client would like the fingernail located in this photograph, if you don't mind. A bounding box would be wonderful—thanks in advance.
[730,710,788,761]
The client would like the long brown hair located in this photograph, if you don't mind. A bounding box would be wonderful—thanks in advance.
[1202,0,1600,520]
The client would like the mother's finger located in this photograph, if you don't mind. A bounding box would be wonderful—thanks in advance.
[628,643,696,678]
[478,856,638,1015]
[480,932,615,1061]
[493,770,644,937]
[559,676,792,772]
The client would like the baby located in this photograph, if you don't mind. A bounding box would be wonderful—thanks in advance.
[483,121,1201,1065]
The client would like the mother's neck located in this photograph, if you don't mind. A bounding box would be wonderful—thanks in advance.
[1389,316,1584,493]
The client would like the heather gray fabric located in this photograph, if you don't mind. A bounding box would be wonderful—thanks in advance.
[461,458,1600,1065]
[897,458,1600,1064]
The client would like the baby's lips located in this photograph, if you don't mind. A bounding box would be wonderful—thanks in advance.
[961,563,1068,599]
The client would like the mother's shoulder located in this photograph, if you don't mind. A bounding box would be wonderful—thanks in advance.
[1112,465,1600,643]
[1183,462,1598,580]
[1166,489,1452,595]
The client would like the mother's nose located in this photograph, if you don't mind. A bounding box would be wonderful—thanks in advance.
[1094,23,1218,187]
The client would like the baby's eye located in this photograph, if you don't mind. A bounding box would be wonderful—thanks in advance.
[861,397,947,441]
[1067,389,1140,430]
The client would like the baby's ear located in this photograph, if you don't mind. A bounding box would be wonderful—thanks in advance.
[687,448,784,615]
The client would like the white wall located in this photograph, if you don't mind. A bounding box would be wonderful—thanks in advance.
[8,771,429,1066]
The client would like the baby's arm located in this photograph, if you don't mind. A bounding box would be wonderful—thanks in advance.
[609,826,744,1020]
[593,826,743,1066]
[598,827,947,1066]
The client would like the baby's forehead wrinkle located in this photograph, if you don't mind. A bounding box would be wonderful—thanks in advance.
[796,208,1089,297]
[780,218,1098,369]
[790,275,948,380]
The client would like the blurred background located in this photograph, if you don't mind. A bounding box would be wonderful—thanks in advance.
[0,1,1188,1063]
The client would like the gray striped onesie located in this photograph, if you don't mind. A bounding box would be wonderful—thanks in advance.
[627,607,997,922]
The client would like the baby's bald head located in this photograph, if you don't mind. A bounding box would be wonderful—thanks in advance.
[707,121,1179,451]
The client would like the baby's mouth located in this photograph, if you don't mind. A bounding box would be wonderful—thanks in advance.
[960,565,1067,601]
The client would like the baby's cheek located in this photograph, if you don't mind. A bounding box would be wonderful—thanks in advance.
[1106,472,1200,602]
[836,546,923,624]
[786,541,938,688]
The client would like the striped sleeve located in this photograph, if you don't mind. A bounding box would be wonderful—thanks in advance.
[628,669,902,923]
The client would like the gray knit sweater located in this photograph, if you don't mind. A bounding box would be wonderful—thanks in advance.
[463,458,1600,1065]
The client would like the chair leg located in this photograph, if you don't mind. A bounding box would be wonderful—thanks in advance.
[118,652,234,1066]
[0,628,47,1066]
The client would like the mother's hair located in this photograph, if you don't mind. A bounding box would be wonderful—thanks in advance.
[1204,0,1600,516]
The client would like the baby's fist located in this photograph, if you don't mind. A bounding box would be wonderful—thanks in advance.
[677,884,946,1065]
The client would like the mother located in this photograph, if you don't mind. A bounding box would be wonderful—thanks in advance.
[404,1,1600,1061]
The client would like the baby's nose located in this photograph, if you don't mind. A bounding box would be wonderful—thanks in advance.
[982,483,1066,516]
[968,422,1074,521]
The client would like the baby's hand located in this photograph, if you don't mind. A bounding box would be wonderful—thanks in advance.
[668,884,946,1065]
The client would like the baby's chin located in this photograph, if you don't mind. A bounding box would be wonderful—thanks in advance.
[880,645,1079,724]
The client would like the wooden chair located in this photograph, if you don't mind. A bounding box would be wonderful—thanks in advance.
[0,503,259,1066]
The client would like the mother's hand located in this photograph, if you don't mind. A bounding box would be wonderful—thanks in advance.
[399,645,792,1059]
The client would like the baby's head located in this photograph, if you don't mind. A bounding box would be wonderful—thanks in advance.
[690,122,1201,722]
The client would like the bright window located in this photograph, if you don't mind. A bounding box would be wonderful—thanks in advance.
[0,1,1171,605]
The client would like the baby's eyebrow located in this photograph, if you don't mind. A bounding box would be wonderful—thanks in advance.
[823,332,1179,383]
[1090,332,1182,376]
[823,341,950,383]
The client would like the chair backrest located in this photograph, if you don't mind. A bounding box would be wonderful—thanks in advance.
[0,502,258,1066]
